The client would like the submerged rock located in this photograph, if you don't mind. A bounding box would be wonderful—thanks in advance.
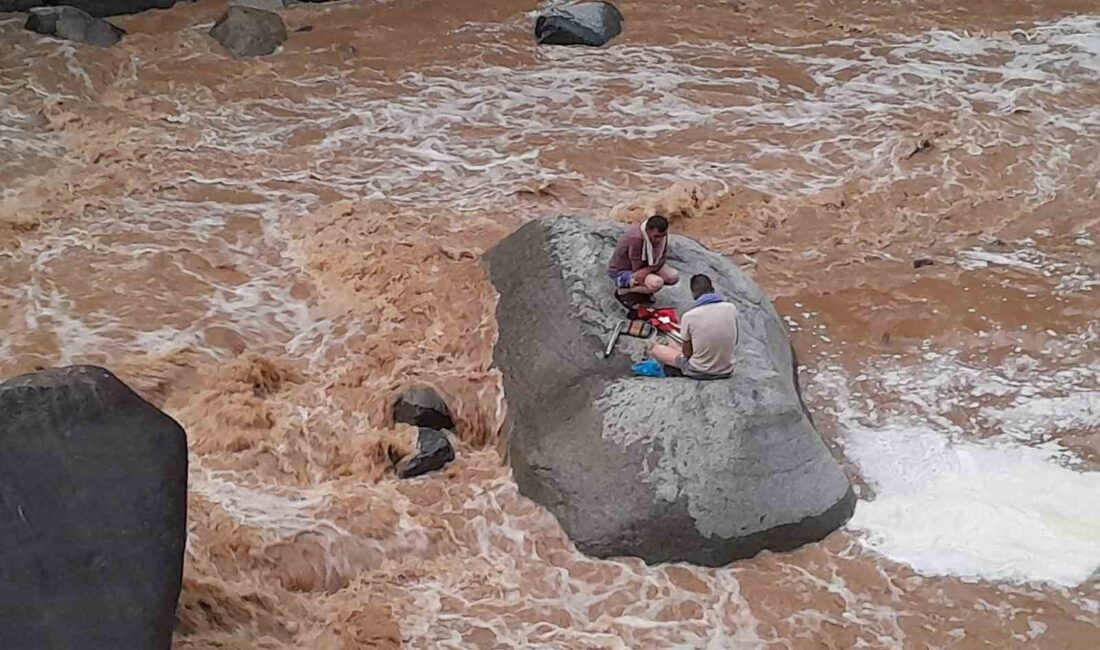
[209,6,287,58]
[534,1,623,47]
[395,428,456,479]
[1,0,176,17]
[0,365,187,649]
[228,0,285,11]
[486,216,855,566]
[24,6,125,47]
[393,386,455,431]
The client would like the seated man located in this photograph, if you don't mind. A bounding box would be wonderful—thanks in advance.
[649,274,738,379]
[607,215,680,302]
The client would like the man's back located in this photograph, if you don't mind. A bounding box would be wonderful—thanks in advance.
[681,302,738,377]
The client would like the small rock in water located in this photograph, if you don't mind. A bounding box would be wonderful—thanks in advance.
[535,1,623,47]
[395,428,456,479]
[905,138,935,159]
[913,257,935,268]
[209,6,287,58]
[229,0,285,10]
[25,6,126,47]
[393,386,455,431]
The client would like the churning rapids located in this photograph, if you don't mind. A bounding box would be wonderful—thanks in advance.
[1,0,1098,647]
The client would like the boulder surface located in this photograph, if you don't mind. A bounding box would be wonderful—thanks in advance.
[0,365,187,649]
[395,428,456,479]
[486,217,855,566]
[24,6,125,47]
[393,386,455,431]
[228,0,285,11]
[535,1,623,47]
[0,0,176,17]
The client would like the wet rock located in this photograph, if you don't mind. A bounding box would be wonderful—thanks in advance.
[393,386,455,431]
[905,138,935,159]
[209,6,287,58]
[913,257,935,269]
[535,1,623,47]
[0,365,187,649]
[486,216,856,566]
[395,428,456,479]
[228,0,284,11]
[24,6,125,47]
[2,0,174,16]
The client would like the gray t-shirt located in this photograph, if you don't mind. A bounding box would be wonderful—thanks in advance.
[681,302,738,377]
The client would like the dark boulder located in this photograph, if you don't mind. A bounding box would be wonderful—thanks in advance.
[24,6,125,47]
[392,386,455,431]
[395,428,456,479]
[209,6,287,58]
[534,1,623,47]
[486,217,855,566]
[0,365,187,649]
[0,0,176,18]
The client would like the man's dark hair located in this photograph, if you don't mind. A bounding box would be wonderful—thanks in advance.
[690,274,714,295]
[646,215,669,233]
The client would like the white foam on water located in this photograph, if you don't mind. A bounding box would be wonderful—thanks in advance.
[2,14,1097,378]
[190,467,345,538]
[2,190,323,365]
[811,350,1100,587]
[986,393,1100,442]
[386,469,770,648]
[956,249,1044,272]
[843,420,1100,587]
[118,13,1100,213]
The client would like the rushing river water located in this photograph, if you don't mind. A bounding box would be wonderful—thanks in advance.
[1,0,1098,647]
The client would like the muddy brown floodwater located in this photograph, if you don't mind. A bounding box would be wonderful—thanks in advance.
[1,0,1097,647]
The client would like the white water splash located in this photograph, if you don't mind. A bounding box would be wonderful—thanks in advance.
[812,350,1100,587]
[844,421,1100,587]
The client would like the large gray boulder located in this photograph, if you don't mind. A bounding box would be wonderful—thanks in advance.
[535,2,623,47]
[209,6,287,58]
[24,6,125,47]
[486,217,855,566]
[0,0,176,17]
[0,365,187,649]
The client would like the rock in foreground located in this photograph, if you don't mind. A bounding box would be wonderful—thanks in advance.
[0,0,176,17]
[0,365,187,649]
[393,386,455,431]
[535,1,623,47]
[395,428,456,479]
[209,6,287,58]
[486,217,855,566]
[24,6,125,47]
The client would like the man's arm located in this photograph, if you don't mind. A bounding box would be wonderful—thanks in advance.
[628,237,650,272]
[628,237,659,281]
[680,319,693,358]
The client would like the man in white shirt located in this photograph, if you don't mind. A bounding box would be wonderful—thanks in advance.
[649,274,738,379]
